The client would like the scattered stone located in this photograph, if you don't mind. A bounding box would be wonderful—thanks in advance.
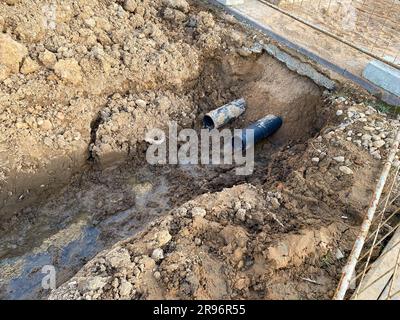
[135,99,147,108]
[153,271,161,280]
[191,207,206,218]
[39,50,57,69]
[372,134,381,141]
[233,201,242,211]
[123,0,137,13]
[336,110,343,116]
[194,238,202,246]
[84,18,96,28]
[235,209,246,222]
[151,248,164,261]
[40,119,53,131]
[119,279,133,298]
[373,140,385,149]
[174,207,188,217]
[20,57,40,74]
[270,197,281,209]
[339,166,354,175]
[361,134,372,141]
[79,276,108,292]
[164,0,190,13]
[335,248,345,260]
[0,34,28,74]
[363,126,375,132]
[373,153,382,160]
[311,157,320,164]
[155,230,172,247]
[333,156,345,163]
[54,58,83,85]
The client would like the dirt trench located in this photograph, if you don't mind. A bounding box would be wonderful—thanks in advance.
[1,0,398,301]
[0,47,327,299]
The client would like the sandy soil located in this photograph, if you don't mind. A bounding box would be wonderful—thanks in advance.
[0,0,256,217]
[0,0,399,300]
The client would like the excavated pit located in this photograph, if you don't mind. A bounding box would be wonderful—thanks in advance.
[0,51,328,299]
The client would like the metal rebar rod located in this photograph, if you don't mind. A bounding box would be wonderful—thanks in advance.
[334,129,400,300]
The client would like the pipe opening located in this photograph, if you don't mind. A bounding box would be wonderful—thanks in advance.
[203,115,216,129]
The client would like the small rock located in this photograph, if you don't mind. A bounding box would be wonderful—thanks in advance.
[153,271,161,280]
[119,279,133,298]
[40,119,53,131]
[174,207,188,217]
[339,166,354,175]
[135,99,147,108]
[123,0,137,13]
[43,137,53,146]
[155,230,172,247]
[372,134,381,141]
[20,57,40,74]
[54,58,83,85]
[151,248,164,261]
[371,151,381,160]
[191,207,206,218]
[361,134,372,141]
[164,0,190,13]
[133,267,141,277]
[194,238,202,246]
[0,34,27,74]
[335,248,345,260]
[233,201,242,211]
[270,197,280,209]
[336,110,343,116]
[79,276,108,292]
[84,18,96,28]
[39,50,57,68]
[311,157,320,164]
[333,156,345,163]
[237,47,252,57]
[373,140,385,149]
[235,208,246,222]
[363,126,375,132]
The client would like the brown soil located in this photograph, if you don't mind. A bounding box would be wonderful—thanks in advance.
[0,0,399,300]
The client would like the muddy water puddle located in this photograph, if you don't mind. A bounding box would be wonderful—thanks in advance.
[0,157,260,299]
[0,165,173,299]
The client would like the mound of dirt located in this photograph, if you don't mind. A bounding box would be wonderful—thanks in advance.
[0,0,253,217]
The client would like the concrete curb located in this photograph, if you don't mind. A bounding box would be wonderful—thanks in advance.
[208,0,400,106]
